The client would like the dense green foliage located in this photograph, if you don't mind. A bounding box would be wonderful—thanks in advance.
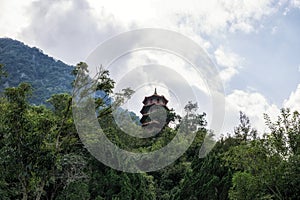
[0,64,156,200]
[0,41,299,199]
[0,38,73,104]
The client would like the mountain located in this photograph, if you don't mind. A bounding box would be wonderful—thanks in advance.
[0,38,141,121]
[0,38,74,105]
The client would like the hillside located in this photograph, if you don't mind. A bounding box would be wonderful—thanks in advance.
[0,38,74,104]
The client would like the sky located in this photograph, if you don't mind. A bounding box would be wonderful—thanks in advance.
[1,0,300,135]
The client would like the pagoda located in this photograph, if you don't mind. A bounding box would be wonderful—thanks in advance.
[140,88,169,130]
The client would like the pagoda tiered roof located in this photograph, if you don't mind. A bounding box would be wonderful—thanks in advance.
[140,88,169,127]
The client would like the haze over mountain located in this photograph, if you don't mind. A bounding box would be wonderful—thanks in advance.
[0,38,74,105]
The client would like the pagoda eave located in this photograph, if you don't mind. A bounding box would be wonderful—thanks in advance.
[140,103,169,114]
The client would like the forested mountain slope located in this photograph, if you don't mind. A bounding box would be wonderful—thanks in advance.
[0,38,73,104]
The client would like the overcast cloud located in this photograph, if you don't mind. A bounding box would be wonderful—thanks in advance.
[0,0,300,134]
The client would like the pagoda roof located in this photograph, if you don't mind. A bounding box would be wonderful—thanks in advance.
[142,88,168,104]
[140,103,169,114]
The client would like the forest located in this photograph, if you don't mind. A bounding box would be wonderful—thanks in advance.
[0,39,299,199]
[0,61,299,200]
[0,38,73,105]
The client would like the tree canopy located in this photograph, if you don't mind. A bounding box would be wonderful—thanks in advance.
[0,61,299,199]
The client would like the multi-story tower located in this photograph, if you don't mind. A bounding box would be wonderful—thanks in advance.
[140,88,169,130]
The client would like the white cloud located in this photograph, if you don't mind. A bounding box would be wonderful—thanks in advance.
[222,84,300,135]
[0,0,33,38]
[168,0,276,35]
[215,46,243,68]
[213,82,298,136]
[108,49,211,117]
[1,0,297,139]
[219,67,239,84]
[291,0,300,8]
[229,21,255,33]
[20,0,125,65]
[280,0,300,14]
[283,84,300,111]
[223,90,280,134]
[0,0,284,67]
[214,46,243,83]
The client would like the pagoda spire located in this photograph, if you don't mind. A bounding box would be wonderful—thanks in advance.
[154,88,157,95]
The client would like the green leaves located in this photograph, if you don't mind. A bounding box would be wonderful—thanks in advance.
[0,38,74,105]
[229,172,271,200]
[0,64,8,82]
[223,110,300,200]
[264,108,300,156]
[1,58,299,199]
[0,83,85,199]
